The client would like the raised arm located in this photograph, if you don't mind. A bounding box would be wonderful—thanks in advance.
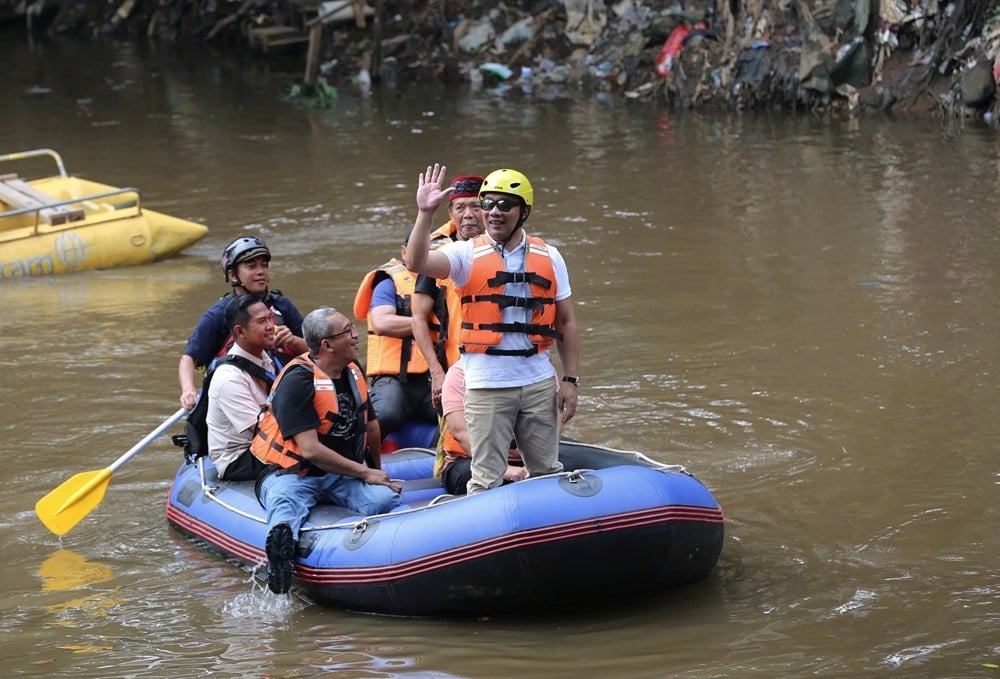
[404,164,454,279]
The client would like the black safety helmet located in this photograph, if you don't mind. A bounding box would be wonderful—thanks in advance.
[220,236,271,283]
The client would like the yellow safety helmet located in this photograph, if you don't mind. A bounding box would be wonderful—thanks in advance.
[479,169,533,208]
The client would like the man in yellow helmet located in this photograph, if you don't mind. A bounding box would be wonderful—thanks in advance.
[404,164,580,495]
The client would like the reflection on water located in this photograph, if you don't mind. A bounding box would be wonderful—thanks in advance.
[38,550,114,592]
[3,263,203,323]
[1,36,998,679]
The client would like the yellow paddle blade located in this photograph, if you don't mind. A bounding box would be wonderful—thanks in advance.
[35,468,113,536]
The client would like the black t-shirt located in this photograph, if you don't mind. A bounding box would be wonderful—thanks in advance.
[270,362,375,463]
[413,274,449,366]
[413,273,441,298]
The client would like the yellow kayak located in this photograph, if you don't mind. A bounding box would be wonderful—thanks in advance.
[0,148,208,279]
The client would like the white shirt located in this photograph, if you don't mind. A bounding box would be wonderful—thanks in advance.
[206,344,274,477]
[442,229,571,389]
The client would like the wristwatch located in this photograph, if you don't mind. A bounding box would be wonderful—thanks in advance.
[561,376,580,385]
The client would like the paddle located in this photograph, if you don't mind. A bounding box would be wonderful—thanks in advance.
[35,407,187,536]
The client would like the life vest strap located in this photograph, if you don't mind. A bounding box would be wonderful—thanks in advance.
[462,321,563,341]
[461,293,551,312]
[486,271,552,289]
[484,346,540,356]
[461,345,539,357]
[253,428,312,474]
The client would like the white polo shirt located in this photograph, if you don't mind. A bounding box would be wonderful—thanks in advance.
[441,230,571,390]
[206,344,274,477]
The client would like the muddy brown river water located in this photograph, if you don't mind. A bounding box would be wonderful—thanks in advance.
[1,36,997,678]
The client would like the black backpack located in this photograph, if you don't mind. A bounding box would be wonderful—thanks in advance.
[172,355,276,463]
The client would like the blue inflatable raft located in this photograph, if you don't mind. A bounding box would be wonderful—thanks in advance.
[166,439,724,617]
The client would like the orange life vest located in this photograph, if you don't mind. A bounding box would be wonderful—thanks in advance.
[251,354,370,472]
[441,419,463,458]
[429,220,457,244]
[458,234,562,356]
[353,259,429,377]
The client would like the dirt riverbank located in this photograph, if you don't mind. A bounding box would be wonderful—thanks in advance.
[8,0,1000,120]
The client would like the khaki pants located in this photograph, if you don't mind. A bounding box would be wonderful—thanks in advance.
[464,376,563,494]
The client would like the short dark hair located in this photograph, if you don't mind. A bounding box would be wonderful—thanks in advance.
[225,293,267,332]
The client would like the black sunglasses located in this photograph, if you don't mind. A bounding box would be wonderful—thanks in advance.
[480,197,522,213]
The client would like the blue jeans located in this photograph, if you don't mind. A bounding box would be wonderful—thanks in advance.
[258,471,401,539]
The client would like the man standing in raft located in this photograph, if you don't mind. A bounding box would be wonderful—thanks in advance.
[403,164,580,495]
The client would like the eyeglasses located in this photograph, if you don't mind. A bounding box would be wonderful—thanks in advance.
[323,323,357,341]
[480,197,522,213]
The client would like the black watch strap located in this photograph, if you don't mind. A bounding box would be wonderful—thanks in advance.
[561,376,580,385]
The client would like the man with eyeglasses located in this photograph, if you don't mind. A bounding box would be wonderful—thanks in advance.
[404,165,580,495]
[251,307,402,594]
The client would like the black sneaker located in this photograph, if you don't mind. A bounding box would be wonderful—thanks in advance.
[265,522,294,594]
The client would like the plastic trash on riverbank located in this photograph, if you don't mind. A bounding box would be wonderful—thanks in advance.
[480,62,513,80]
[319,0,373,25]
[655,22,708,76]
